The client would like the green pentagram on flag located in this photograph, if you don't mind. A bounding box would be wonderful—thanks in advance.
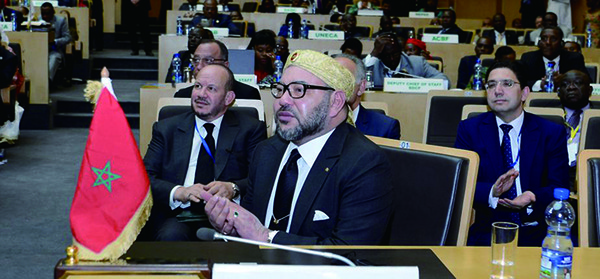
[91,161,121,192]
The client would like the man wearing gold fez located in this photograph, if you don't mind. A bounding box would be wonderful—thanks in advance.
[201,50,392,245]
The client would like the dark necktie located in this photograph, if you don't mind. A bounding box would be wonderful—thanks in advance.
[500,124,520,224]
[565,109,583,138]
[269,149,301,231]
[194,123,215,185]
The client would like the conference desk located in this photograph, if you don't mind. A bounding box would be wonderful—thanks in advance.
[54,242,600,279]
[165,10,484,37]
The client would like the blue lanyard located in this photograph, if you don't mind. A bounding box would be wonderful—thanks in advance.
[194,122,215,163]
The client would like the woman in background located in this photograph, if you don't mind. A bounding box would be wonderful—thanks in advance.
[247,30,277,85]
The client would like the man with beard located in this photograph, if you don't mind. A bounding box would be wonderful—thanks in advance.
[143,64,267,241]
[455,61,569,246]
[201,50,392,245]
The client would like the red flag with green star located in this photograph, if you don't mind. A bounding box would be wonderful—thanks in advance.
[70,87,152,260]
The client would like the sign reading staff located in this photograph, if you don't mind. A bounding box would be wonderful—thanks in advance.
[384,78,446,93]
[308,30,345,40]
[421,34,459,44]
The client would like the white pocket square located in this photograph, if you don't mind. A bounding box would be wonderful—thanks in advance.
[313,210,329,221]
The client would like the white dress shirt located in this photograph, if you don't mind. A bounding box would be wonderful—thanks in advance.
[488,112,526,211]
[265,129,335,233]
[532,56,561,91]
[495,30,507,45]
[352,105,360,124]
[169,114,224,210]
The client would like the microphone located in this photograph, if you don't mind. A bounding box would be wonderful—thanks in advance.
[196,228,356,266]
[389,70,425,79]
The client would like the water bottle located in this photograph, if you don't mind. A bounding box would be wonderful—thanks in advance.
[172,53,183,83]
[300,19,308,39]
[544,61,556,92]
[366,70,374,90]
[11,11,16,31]
[472,58,483,90]
[539,188,575,279]
[176,16,183,36]
[586,23,593,48]
[288,20,294,39]
[274,55,284,82]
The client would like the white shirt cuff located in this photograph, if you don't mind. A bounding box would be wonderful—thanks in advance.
[532,80,542,92]
[169,185,190,210]
[489,187,499,209]
[232,195,241,205]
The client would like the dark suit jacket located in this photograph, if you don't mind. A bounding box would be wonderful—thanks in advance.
[455,112,569,246]
[165,50,193,83]
[143,110,267,213]
[457,55,479,89]
[242,123,393,245]
[1,8,23,31]
[481,29,519,45]
[355,104,401,140]
[174,80,261,100]
[520,50,588,89]
[439,25,468,43]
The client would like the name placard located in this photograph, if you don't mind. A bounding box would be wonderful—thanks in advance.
[0,22,12,31]
[421,33,459,44]
[357,10,384,16]
[383,78,446,93]
[206,27,229,37]
[234,74,257,86]
[197,4,224,12]
[33,0,58,6]
[213,264,419,279]
[409,11,435,18]
[277,7,306,13]
[308,30,345,40]
[591,84,600,95]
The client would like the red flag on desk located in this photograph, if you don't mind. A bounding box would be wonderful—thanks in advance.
[70,87,152,260]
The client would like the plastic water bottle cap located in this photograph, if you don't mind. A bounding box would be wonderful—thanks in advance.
[476,58,481,63]
[173,53,180,58]
[276,55,281,60]
[554,188,569,200]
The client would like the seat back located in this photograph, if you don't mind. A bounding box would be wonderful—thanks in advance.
[354,25,372,39]
[427,60,443,72]
[323,24,341,31]
[581,110,600,150]
[232,20,247,37]
[463,30,475,44]
[368,137,478,246]
[577,149,600,247]
[423,90,487,147]
[526,93,600,109]
[586,63,599,83]
[157,98,263,121]
[242,1,258,12]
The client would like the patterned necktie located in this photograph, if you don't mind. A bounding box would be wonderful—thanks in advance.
[500,124,520,224]
[498,33,505,45]
[566,109,583,137]
[194,123,215,185]
[270,149,302,231]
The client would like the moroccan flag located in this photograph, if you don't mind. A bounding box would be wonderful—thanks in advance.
[70,87,152,260]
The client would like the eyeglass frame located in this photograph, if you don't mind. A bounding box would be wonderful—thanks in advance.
[271,82,335,99]
[484,79,521,90]
[192,56,228,65]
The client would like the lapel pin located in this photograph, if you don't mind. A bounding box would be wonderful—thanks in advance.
[324,167,329,172]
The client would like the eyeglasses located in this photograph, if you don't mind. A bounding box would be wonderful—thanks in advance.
[271,82,334,99]
[192,56,227,65]
[484,79,520,90]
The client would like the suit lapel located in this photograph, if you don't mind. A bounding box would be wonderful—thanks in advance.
[214,111,239,179]
[175,112,196,183]
[356,104,368,131]
[289,125,347,234]
[481,112,504,176]
[254,137,288,224]
[518,112,540,191]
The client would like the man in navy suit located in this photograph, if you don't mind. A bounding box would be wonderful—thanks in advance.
[520,26,587,91]
[334,53,401,139]
[455,61,569,246]
[191,0,240,36]
[437,10,468,43]
[201,50,392,245]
